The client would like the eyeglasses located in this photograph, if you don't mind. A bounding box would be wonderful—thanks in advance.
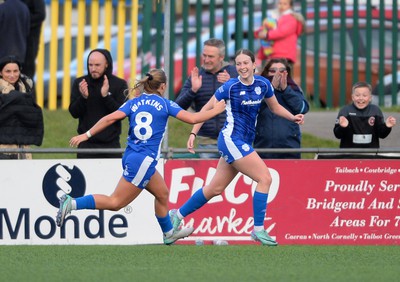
[268,67,286,74]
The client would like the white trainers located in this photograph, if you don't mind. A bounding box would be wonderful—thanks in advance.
[56,194,72,227]
[163,226,194,245]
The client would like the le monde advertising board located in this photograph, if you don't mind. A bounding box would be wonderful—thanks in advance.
[1,159,399,245]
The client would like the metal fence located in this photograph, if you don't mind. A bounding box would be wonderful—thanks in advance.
[36,0,399,110]
[1,147,400,159]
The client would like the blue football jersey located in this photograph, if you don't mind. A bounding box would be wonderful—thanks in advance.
[215,75,274,144]
[118,93,183,159]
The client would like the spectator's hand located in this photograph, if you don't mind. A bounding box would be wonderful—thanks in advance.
[271,71,288,91]
[386,116,396,128]
[79,79,89,98]
[101,75,110,97]
[191,67,202,93]
[293,114,304,125]
[339,116,349,127]
[271,73,281,90]
[187,133,196,154]
[217,70,231,84]
[280,71,288,90]
[257,28,268,39]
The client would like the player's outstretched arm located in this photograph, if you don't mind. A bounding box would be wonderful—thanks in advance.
[266,95,304,124]
[176,96,225,125]
[177,95,225,154]
[69,110,126,147]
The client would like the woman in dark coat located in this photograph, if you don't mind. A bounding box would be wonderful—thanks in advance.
[0,55,44,159]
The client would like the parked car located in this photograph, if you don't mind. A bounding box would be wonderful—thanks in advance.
[40,4,399,108]
[292,5,400,107]
[372,71,400,107]
[174,4,399,108]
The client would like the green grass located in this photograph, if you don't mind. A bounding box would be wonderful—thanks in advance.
[13,110,399,281]
[1,245,399,281]
[35,109,338,159]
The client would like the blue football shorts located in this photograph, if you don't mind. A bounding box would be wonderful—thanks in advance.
[121,147,157,189]
[217,134,254,164]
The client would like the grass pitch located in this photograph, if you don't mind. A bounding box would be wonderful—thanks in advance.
[1,245,399,282]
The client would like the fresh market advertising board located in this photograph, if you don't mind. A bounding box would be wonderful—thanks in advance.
[1,159,399,245]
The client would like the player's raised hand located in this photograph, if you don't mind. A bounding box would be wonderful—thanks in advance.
[69,133,89,147]
[187,134,196,154]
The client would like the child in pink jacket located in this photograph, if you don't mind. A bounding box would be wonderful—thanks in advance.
[254,0,304,65]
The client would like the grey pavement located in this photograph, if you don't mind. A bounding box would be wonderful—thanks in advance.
[301,111,400,148]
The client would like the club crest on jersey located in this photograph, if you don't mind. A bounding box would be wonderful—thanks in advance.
[242,143,250,152]
[255,86,262,95]
[368,116,375,126]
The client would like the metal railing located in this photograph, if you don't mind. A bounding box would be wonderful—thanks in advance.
[2,147,400,160]
[36,0,399,110]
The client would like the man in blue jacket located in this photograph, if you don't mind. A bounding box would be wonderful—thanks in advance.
[175,38,238,158]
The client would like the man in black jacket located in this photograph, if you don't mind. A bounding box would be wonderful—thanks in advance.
[21,0,46,79]
[69,49,128,158]
[0,0,30,61]
[175,38,238,158]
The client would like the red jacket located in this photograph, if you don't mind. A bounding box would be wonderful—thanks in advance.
[255,13,303,63]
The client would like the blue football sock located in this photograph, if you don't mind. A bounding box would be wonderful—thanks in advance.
[179,188,208,217]
[156,214,173,234]
[253,191,268,227]
[75,195,96,210]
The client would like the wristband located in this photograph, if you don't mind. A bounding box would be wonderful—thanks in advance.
[190,132,197,138]
[86,130,92,138]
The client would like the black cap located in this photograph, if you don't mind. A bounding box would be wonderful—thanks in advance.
[0,55,22,72]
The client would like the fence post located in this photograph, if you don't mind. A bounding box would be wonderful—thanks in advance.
[326,2,333,108]
[168,0,175,99]
[339,0,347,106]
[352,1,360,84]
[61,0,73,110]
[163,0,171,151]
[391,0,399,106]
[130,0,139,85]
[141,0,152,76]
[234,0,243,53]
[312,0,320,108]
[300,1,307,99]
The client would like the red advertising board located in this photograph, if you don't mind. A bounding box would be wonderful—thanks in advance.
[164,159,400,245]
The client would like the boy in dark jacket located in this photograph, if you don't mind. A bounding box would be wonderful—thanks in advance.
[333,81,396,148]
